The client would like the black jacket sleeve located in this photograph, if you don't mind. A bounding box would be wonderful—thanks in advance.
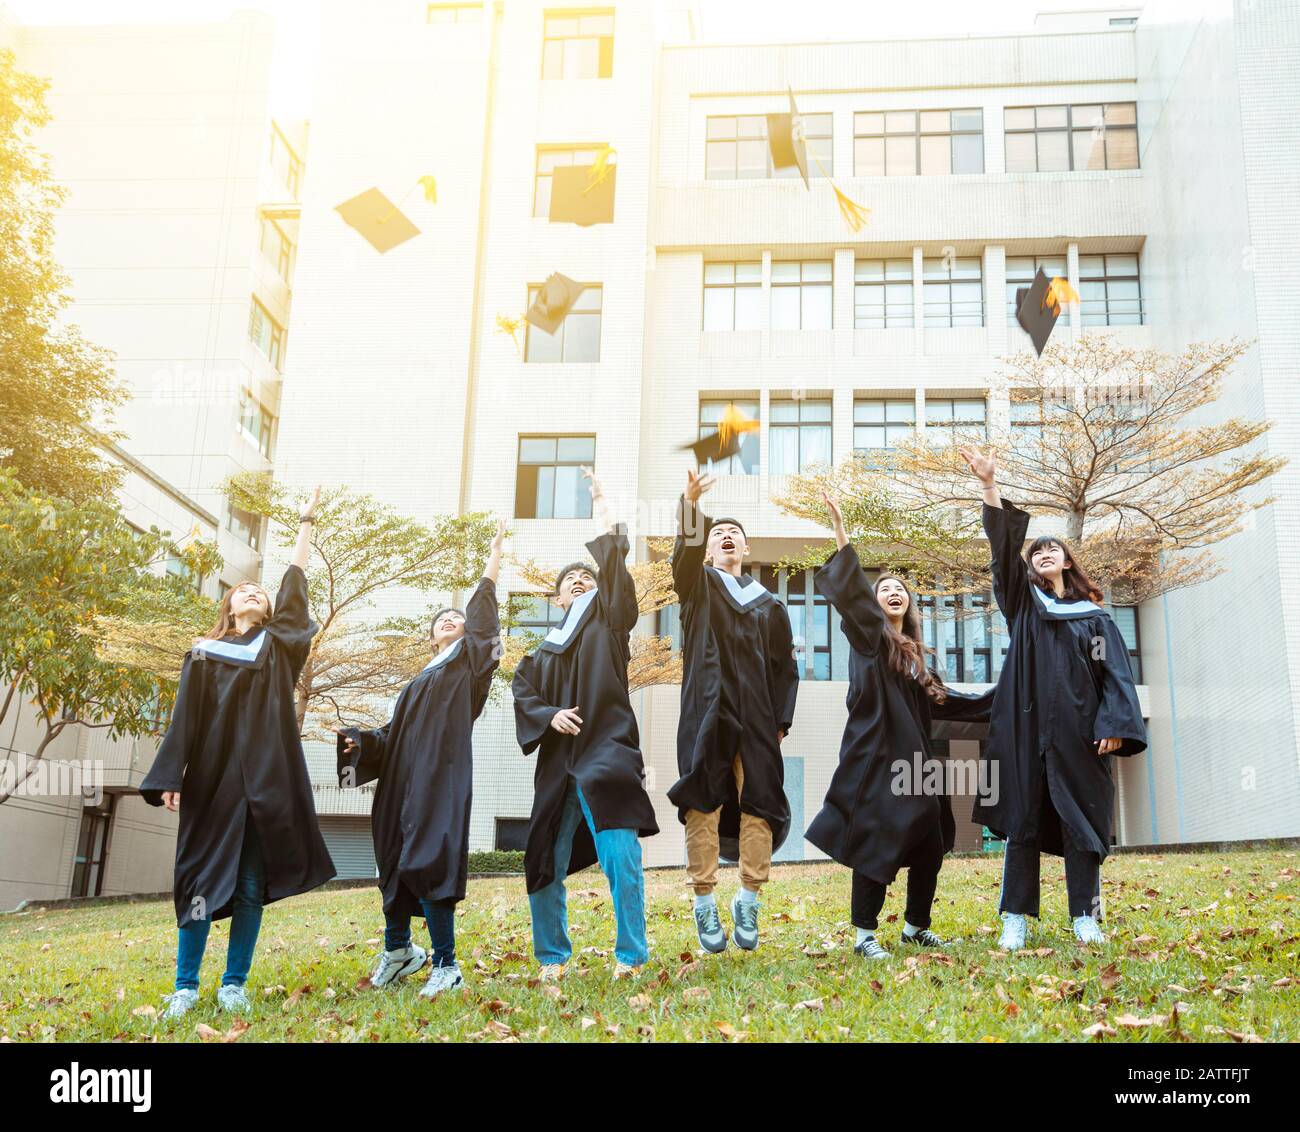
[511,653,558,756]
[671,496,710,606]
[587,524,638,635]
[264,564,320,680]
[463,576,503,680]
[813,543,886,657]
[766,601,800,736]
[982,500,1032,625]
[140,652,201,805]
[336,722,389,789]
[1091,615,1148,756]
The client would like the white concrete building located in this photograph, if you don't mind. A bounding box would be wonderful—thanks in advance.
[0,10,308,907]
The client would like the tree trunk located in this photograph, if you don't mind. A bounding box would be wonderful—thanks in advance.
[1065,509,1086,544]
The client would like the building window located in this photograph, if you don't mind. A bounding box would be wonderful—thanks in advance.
[1109,16,1138,27]
[769,399,832,476]
[1004,103,1139,172]
[524,283,601,362]
[1108,604,1143,682]
[248,298,285,370]
[854,108,984,176]
[760,565,831,680]
[533,145,606,217]
[71,795,116,898]
[854,258,914,328]
[164,553,202,594]
[853,398,916,463]
[259,217,295,283]
[494,818,530,851]
[771,260,832,330]
[542,9,614,79]
[238,388,275,459]
[697,399,759,475]
[1005,255,1068,321]
[226,503,263,552]
[268,124,302,199]
[704,114,832,180]
[1079,254,1142,325]
[922,257,983,327]
[427,2,482,22]
[926,397,987,441]
[507,593,564,638]
[515,436,595,519]
[703,262,762,330]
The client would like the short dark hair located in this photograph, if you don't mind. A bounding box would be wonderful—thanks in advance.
[554,561,598,595]
[709,516,747,540]
[429,607,464,637]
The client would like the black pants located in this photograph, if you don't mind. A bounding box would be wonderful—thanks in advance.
[851,821,944,932]
[999,769,1101,919]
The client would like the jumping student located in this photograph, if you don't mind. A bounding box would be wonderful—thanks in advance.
[333,520,506,998]
[959,446,1147,950]
[143,487,336,1019]
[512,469,659,981]
[806,492,993,960]
[668,469,800,955]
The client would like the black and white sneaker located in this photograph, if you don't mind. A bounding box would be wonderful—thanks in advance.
[370,944,427,988]
[900,928,957,948]
[854,936,890,961]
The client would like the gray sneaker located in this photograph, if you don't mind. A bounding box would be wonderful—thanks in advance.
[729,891,760,951]
[900,927,957,948]
[854,936,890,961]
[693,900,728,953]
[371,944,427,988]
[417,962,464,999]
[216,984,251,1013]
[1072,915,1105,944]
[161,988,198,1019]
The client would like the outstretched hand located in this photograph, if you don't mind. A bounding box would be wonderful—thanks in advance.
[685,468,715,504]
[301,485,322,522]
[957,446,996,487]
[821,489,848,550]
[329,725,358,756]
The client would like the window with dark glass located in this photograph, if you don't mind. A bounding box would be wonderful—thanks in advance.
[507,593,565,638]
[853,398,915,465]
[494,818,530,851]
[71,795,116,898]
[515,436,595,519]
[854,108,984,176]
[238,388,275,459]
[225,504,263,552]
[760,565,831,680]
[697,399,759,476]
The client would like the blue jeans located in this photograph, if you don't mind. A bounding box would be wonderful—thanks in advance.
[384,898,457,968]
[175,818,265,991]
[528,778,648,968]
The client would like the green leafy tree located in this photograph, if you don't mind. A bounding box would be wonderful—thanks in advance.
[0,472,218,804]
[0,49,125,501]
[224,473,498,738]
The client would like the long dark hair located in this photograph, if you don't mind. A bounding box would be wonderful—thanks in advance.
[874,574,946,704]
[203,582,271,640]
[1024,536,1104,604]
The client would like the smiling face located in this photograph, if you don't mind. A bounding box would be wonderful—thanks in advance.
[1029,539,1070,582]
[228,582,270,625]
[875,576,910,623]
[430,608,466,652]
[555,567,597,611]
[706,522,748,574]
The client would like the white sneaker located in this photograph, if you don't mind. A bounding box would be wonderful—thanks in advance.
[613,962,640,980]
[161,988,198,1019]
[371,944,427,988]
[418,963,464,999]
[216,984,251,1013]
[999,913,1028,951]
[538,963,566,983]
[1073,915,1105,944]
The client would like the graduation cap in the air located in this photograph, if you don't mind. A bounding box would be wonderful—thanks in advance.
[525,273,586,335]
[334,187,421,253]
[549,149,617,226]
[1015,268,1079,357]
[767,88,810,190]
[682,404,760,464]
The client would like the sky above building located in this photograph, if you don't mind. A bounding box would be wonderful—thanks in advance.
[4,0,1125,116]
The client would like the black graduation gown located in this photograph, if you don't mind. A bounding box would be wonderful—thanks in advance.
[335,577,500,915]
[511,526,659,895]
[805,543,995,884]
[140,565,336,927]
[666,498,800,857]
[974,500,1148,859]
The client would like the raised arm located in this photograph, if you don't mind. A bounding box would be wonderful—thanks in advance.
[481,518,505,586]
[813,491,887,656]
[959,446,1028,623]
[671,469,715,604]
[291,485,321,573]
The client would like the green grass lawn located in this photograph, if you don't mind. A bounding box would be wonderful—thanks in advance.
[2,849,1296,1043]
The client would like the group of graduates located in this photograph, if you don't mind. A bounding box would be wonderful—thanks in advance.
[141,449,1147,1017]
